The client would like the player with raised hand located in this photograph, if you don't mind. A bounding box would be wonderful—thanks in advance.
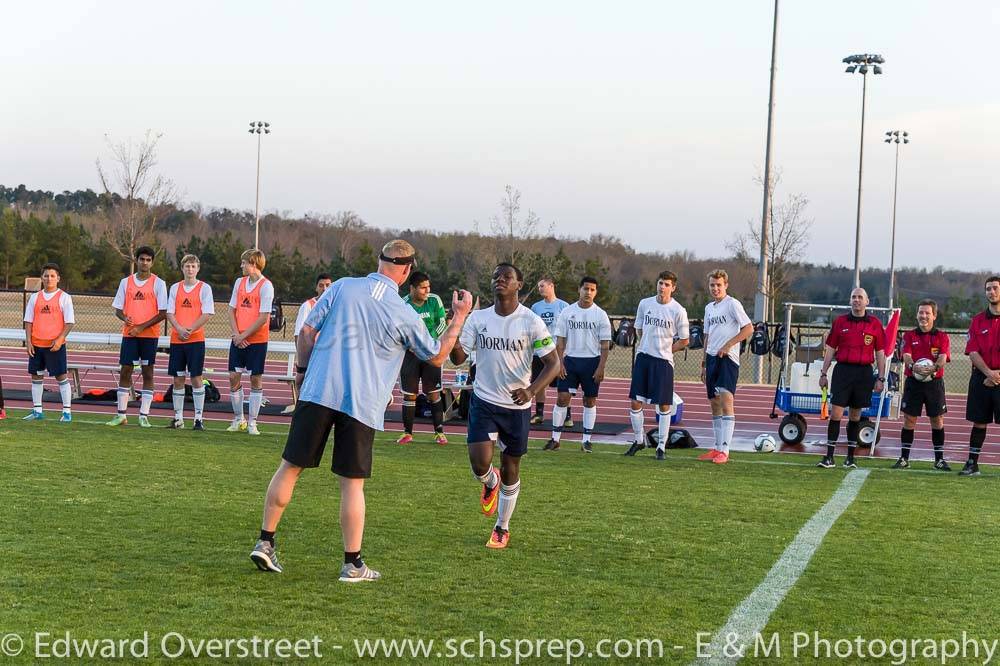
[624,270,690,461]
[451,263,559,549]
[894,299,950,469]
[545,276,612,453]
[165,254,215,431]
[107,246,168,428]
[23,263,75,421]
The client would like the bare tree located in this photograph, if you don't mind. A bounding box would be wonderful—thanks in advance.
[97,131,177,270]
[485,185,552,264]
[727,171,812,320]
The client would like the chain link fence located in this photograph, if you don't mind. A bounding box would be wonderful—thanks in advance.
[0,291,975,393]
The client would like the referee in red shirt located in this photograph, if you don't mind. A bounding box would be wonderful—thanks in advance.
[817,288,887,468]
[960,275,1000,477]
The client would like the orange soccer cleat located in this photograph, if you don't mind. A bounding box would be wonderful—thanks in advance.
[713,451,730,465]
[697,449,720,461]
[486,526,510,549]
[480,466,500,516]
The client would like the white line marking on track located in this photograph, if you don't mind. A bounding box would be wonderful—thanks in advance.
[691,469,871,665]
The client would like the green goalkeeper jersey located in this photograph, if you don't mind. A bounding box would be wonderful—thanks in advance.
[404,293,448,340]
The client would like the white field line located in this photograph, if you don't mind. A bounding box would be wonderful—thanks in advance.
[692,469,871,666]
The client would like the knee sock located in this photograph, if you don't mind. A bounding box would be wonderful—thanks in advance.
[582,406,597,443]
[535,402,544,418]
[826,419,841,458]
[474,466,499,489]
[712,416,722,450]
[720,415,736,454]
[31,379,44,411]
[969,428,986,464]
[139,389,153,416]
[249,388,263,423]
[496,480,521,531]
[932,428,945,461]
[402,398,416,434]
[656,408,670,451]
[629,408,645,444]
[900,428,914,460]
[173,387,186,419]
[230,387,244,421]
[845,420,860,460]
[430,398,444,433]
[551,405,567,442]
[192,387,205,420]
[58,378,72,410]
[117,387,129,415]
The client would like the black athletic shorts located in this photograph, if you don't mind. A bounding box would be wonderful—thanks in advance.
[901,376,947,418]
[282,401,376,478]
[400,350,442,394]
[831,362,875,409]
[966,369,1000,425]
[531,355,558,388]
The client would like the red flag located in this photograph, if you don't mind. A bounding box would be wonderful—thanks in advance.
[883,308,901,360]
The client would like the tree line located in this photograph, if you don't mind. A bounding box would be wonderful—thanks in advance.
[0,183,992,326]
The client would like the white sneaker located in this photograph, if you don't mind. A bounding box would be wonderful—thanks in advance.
[247,422,261,436]
[227,419,248,432]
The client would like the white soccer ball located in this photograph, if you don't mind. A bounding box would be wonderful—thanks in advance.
[912,358,936,382]
[754,433,776,453]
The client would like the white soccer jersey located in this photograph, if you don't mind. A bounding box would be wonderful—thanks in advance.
[294,297,318,336]
[459,304,556,410]
[167,281,215,315]
[24,290,75,324]
[634,296,690,364]
[553,302,613,358]
[703,295,752,364]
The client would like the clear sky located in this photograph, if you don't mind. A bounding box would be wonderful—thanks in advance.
[3,1,997,270]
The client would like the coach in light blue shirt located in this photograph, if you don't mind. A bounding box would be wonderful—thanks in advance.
[249,240,473,583]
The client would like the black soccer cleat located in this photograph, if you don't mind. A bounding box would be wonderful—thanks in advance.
[933,459,951,472]
[655,448,665,461]
[582,441,593,454]
[842,458,858,469]
[958,461,981,477]
[816,457,835,469]
[542,438,560,451]
[891,457,909,469]
[623,441,645,456]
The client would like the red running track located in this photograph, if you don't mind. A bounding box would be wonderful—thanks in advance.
[2,347,997,464]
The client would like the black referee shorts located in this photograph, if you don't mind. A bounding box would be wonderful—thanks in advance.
[901,376,947,418]
[282,401,376,478]
[400,350,442,395]
[966,369,1000,425]
[831,363,875,409]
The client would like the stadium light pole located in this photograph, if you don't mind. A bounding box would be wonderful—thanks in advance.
[248,121,271,249]
[885,130,909,310]
[843,54,884,289]
[753,0,780,384]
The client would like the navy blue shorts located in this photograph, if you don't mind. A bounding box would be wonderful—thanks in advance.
[628,352,674,406]
[120,337,157,367]
[28,346,67,377]
[168,341,206,377]
[467,393,531,457]
[558,355,601,397]
[229,341,268,375]
[705,355,739,399]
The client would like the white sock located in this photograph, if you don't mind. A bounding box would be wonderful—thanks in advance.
[721,415,736,454]
[712,416,723,451]
[656,408,670,451]
[173,387,185,420]
[58,379,72,410]
[140,390,154,416]
[551,405,567,442]
[474,466,499,489]
[496,480,521,531]
[117,387,129,414]
[582,406,597,442]
[230,388,244,421]
[31,379,44,411]
[192,387,205,420]
[629,408,645,443]
[249,389,263,423]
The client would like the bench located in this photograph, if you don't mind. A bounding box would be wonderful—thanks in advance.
[0,328,299,406]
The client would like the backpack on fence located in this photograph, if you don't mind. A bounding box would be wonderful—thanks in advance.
[614,318,636,347]
[748,321,770,356]
[770,324,794,358]
[269,296,286,332]
[687,323,704,350]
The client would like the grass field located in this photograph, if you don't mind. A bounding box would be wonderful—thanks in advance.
[3,409,1000,664]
